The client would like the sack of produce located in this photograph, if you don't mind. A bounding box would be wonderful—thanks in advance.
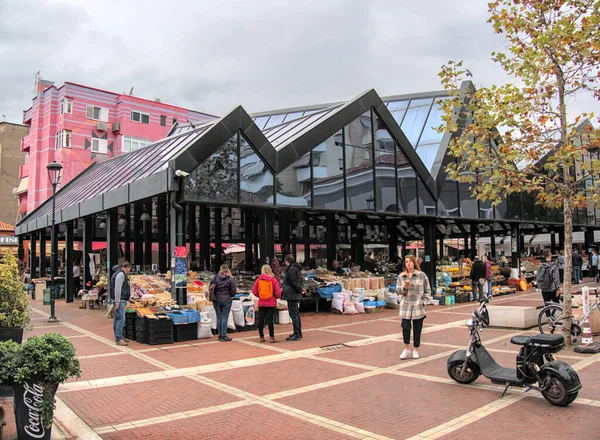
[198,319,213,339]
[332,292,345,313]
[228,310,236,330]
[343,301,358,315]
[232,307,245,327]
[355,301,365,314]
[204,305,217,330]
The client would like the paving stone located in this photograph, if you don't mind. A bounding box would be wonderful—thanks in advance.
[73,353,163,381]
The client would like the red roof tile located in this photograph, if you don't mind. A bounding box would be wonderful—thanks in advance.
[0,222,15,232]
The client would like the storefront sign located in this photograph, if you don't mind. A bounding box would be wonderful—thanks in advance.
[0,236,18,245]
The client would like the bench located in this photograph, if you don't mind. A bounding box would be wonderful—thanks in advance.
[487,305,539,329]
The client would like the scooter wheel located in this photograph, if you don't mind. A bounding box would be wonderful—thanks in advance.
[447,361,480,384]
[540,372,576,406]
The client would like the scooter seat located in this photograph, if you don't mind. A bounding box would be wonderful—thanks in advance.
[510,336,531,346]
[530,334,564,346]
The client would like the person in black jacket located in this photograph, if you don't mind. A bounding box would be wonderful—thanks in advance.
[211,264,237,342]
[572,249,584,284]
[470,256,487,302]
[282,254,305,341]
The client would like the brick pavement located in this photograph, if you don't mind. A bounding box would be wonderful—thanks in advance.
[1,286,599,439]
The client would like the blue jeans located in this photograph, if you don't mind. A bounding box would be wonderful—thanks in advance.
[113,300,127,342]
[487,280,493,297]
[573,266,582,284]
[215,301,232,338]
[471,281,484,301]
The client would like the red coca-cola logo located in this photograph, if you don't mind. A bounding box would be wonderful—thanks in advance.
[22,382,46,438]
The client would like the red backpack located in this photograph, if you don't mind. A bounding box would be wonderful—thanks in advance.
[258,278,274,301]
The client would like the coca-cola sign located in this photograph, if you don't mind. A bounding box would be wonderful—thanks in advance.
[14,381,52,440]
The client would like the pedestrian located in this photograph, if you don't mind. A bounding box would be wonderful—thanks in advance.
[73,261,81,298]
[110,262,132,346]
[572,249,583,284]
[482,255,493,300]
[252,264,282,343]
[591,250,598,281]
[537,249,560,305]
[558,250,565,283]
[396,255,432,359]
[211,264,237,342]
[281,254,305,341]
[470,256,487,302]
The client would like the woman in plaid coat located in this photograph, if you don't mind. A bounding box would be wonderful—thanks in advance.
[396,255,432,360]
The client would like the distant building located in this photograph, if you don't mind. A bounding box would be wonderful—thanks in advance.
[0,122,29,224]
[17,79,216,219]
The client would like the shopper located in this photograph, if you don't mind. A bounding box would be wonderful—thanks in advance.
[537,249,560,305]
[396,255,431,359]
[591,250,598,281]
[558,250,565,283]
[482,255,493,300]
[73,261,81,298]
[252,264,282,343]
[470,256,487,302]
[110,262,132,346]
[572,249,583,284]
[281,254,305,341]
[211,264,237,342]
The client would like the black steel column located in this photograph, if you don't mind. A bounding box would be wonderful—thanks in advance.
[280,217,290,259]
[463,233,469,259]
[259,209,274,266]
[83,216,93,287]
[388,220,398,263]
[107,209,119,292]
[214,208,222,269]
[30,234,37,279]
[158,195,168,272]
[51,224,58,279]
[401,241,407,260]
[490,235,496,259]
[244,209,253,272]
[326,214,336,269]
[39,229,46,277]
[350,224,357,264]
[438,236,444,260]
[144,200,152,270]
[585,229,594,252]
[124,205,131,262]
[470,228,477,260]
[64,221,74,303]
[550,232,556,254]
[356,229,365,266]
[199,205,210,271]
[189,204,196,267]
[511,224,520,268]
[423,220,437,289]
[133,203,143,267]
[303,221,310,264]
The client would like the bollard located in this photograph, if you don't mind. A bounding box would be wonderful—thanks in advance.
[574,286,600,354]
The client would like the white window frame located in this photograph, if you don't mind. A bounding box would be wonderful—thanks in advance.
[55,130,72,150]
[91,138,108,154]
[131,111,150,124]
[86,106,108,122]
[60,98,73,115]
[122,135,152,153]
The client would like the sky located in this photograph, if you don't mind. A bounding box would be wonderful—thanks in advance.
[0,0,598,123]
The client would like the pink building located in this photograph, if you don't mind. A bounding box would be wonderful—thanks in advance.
[17,80,216,219]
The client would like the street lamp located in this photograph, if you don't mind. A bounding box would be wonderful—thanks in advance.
[365,195,375,210]
[47,161,62,323]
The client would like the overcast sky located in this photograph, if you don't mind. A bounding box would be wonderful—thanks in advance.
[0,0,598,123]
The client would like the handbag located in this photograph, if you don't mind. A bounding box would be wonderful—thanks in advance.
[208,277,216,302]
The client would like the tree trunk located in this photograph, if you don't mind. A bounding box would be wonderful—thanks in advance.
[562,196,573,345]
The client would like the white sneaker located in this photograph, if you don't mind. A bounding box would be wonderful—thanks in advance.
[412,350,420,359]
[399,349,412,360]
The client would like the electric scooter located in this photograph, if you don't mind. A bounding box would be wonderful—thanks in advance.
[447,297,581,406]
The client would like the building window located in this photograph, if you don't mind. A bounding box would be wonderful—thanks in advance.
[91,138,108,154]
[55,130,72,150]
[160,115,167,126]
[122,136,152,153]
[131,111,150,124]
[172,118,177,125]
[60,98,73,115]
[86,106,108,122]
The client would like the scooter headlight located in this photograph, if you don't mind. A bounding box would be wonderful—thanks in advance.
[466,319,474,327]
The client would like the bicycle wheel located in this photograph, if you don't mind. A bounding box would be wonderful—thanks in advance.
[538,304,566,334]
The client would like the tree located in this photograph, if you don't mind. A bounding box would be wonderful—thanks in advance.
[438,0,600,344]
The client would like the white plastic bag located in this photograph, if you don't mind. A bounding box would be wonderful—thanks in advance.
[197,319,213,339]
[276,299,288,309]
[343,301,358,315]
[231,299,243,311]
[387,293,398,305]
[232,307,245,327]
[332,292,345,313]
[227,310,236,330]
[355,302,365,314]
[204,305,217,330]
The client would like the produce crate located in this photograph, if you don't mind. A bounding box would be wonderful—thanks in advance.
[125,311,137,340]
[455,293,470,303]
[146,316,174,345]
[173,323,198,342]
[146,333,174,345]
[135,315,146,344]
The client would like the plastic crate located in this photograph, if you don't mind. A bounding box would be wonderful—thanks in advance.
[173,323,198,342]
[166,309,200,324]
[135,315,147,343]
[125,323,136,341]
[145,315,173,332]
[146,334,173,345]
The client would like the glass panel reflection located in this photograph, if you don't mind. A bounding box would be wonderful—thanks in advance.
[345,111,374,211]
[185,134,238,203]
[397,145,417,214]
[239,136,274,205]
[418,97,446,145]
[313,130,344,210]
[507,193,522,220]
[264,114,285,129]
[439,174,459,217]
[522,192,535,221]
[275,152,311,207]
[374,116,397,212]
[418,179,436,216]
[254,116,270,130]
[458,178,478,218]
[494,198,508,220]
[401,98,434,146]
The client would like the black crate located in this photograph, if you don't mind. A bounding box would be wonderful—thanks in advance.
[146,316,173,332]
[146,334,174,345]
[125,324,136,341]
[173,323,198,342]
[135,315,147,343]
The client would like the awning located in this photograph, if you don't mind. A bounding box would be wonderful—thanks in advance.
[16,177,28,195]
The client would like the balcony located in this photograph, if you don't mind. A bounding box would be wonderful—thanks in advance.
[19,163,29,178]
[296,165,327,182]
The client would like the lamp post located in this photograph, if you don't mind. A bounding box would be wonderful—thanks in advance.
[47,161,63,323]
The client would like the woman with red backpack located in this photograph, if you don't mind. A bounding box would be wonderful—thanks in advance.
[252,264,282,343]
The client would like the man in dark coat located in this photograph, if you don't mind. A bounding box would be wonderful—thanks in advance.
[470,256,487,302]
[281,254,305,341]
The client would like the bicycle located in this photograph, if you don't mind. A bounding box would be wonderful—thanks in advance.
[537,288,600,338]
